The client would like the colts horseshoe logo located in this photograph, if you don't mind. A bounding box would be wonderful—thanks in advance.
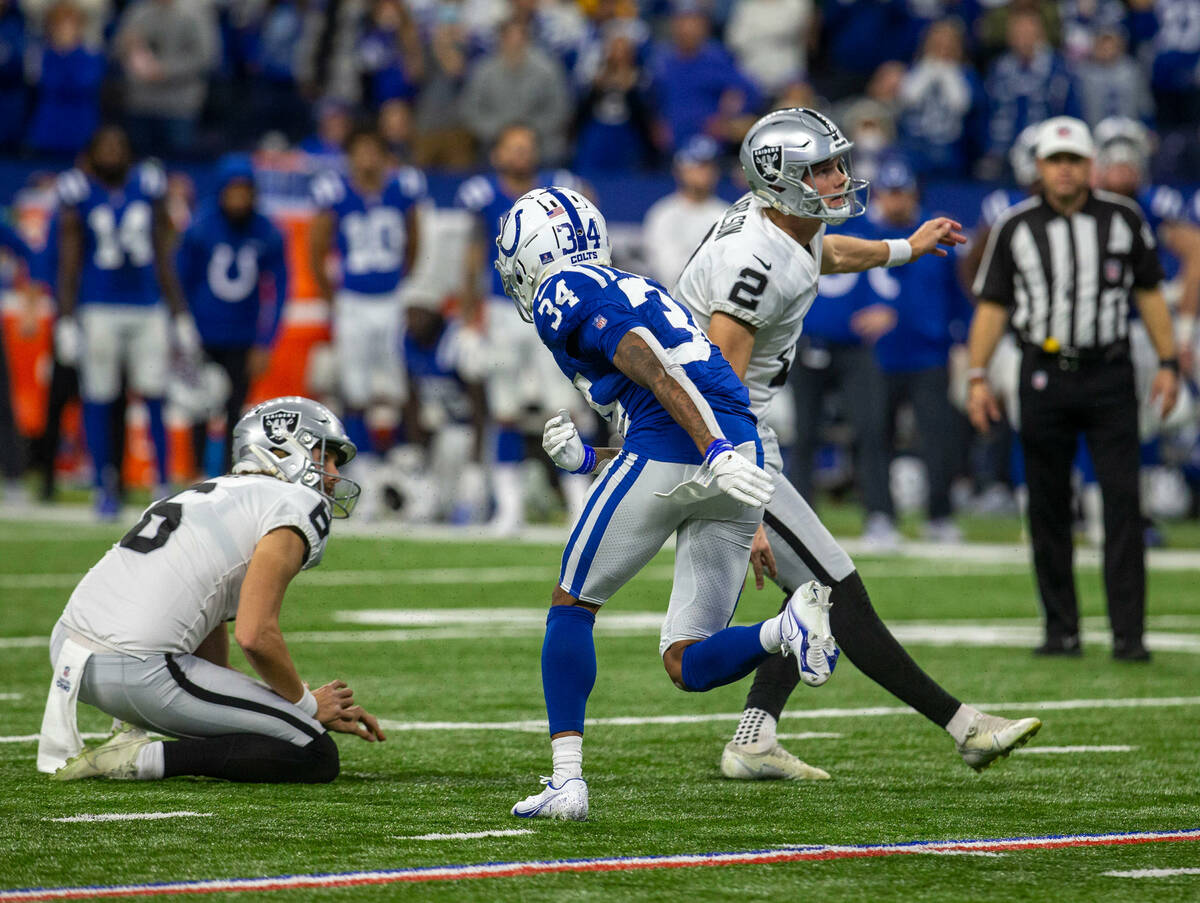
[498,209,523,256]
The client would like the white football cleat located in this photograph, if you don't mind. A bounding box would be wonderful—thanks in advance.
[956,713,1043,772]
[780,581,839,687]
[52,725,152,781]
[720,742,831,781]
[511,777,588,820]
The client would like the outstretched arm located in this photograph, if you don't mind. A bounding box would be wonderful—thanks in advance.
[822,217,966,274]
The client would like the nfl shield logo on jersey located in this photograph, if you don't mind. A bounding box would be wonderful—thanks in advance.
[1104,259,1122,283]
[262,409,301,443]
[752,145,782,182]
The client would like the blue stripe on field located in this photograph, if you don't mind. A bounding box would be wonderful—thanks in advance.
[559,451,626,588]
[568,454,648,598]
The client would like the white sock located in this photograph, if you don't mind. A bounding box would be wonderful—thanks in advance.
[759,613,784,653]
[945,704,981,744]
[492,464,524,525]
[561,473,590,524]
[731,707,777,753]
[550,735,583,785]
[135,741,165,780]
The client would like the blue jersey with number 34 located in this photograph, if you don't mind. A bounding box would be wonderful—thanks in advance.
[533,263,759,464]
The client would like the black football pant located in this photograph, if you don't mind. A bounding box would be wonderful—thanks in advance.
[1019,349,1144,645]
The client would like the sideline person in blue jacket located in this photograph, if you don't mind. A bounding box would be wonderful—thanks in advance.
[177,154,288,474]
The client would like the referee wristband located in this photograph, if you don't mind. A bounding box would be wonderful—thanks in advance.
[296,687,318,718]
[1159,358,1180,374]
[884,239,913,268]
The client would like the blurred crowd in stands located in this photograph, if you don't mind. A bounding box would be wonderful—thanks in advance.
[0,0,1197,179]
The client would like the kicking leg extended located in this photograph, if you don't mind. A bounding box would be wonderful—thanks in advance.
[724,476,1041,779]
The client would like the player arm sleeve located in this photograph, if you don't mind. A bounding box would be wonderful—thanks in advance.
[970,218,1017,307]
[1131,213,1166,289]
[257,490,330,570]
[705,258,772,329]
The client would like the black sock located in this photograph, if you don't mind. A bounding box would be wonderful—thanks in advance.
[743,595,801,720]
[162,732,339,783]
[829,571,961,727]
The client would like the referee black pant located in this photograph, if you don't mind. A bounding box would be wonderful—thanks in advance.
[1019,347,1144,646]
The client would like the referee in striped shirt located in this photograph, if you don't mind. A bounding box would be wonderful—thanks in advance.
[965,117,1180,662]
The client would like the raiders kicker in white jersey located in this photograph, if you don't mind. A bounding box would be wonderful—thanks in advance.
[675,107,1041,782]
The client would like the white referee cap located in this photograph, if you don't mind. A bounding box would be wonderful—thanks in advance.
[1036,117,1095,159]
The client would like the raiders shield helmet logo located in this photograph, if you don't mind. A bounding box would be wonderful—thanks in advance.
[752,145,782,182]
[262,409,301,443]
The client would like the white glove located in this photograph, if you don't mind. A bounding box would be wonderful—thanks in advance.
[542,410,594,473]
[706,439,774,507]
[54,316,81,366]
[172,312,203,359]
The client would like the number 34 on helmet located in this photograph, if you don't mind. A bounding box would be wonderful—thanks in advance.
[495,186,612,322]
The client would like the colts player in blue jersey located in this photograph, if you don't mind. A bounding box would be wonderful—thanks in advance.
[309,126,425,508]
[177,154,289,475]
[455,123,593,532]
[495,187,840,821]
[54,125,200,518]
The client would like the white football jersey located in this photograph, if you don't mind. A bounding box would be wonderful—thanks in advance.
[58,475,332,659]
[674,193,824,433]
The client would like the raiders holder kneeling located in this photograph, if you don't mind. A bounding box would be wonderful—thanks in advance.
[38,396,385,783]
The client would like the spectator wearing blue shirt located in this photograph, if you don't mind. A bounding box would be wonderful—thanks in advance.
[868,156,972,542]
[649,1,760,154]
[0,0,27,150]
[356,0,424,107]
[1135,0,1200,133]
[236,0,309,143]
[177,155,288,475]
[896,19,986,178]
[573,23,657,172]
[819,0,910,99]
[299,97,353,161]
[27,3,105,157]
[982,10,1080,178]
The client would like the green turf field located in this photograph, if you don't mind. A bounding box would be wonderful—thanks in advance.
[2,513,1200,902]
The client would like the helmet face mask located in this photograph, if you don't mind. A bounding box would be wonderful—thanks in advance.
[741,108,870,225]
[495,186,612,321]
[231,396,361,518]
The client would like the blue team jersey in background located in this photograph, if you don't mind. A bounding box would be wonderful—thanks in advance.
[404,320,472,424]
[310,168,426,296]
[177,201,289,349]
[454,171,585,299]
[56,162,166,307]
[533,263,758,465]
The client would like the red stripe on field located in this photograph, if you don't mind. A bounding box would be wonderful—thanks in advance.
[5,829,1199,900]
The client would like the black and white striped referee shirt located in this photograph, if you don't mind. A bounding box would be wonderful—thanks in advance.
[972,190,1164,350]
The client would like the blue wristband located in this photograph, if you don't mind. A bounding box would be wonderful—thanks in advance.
[570,445,597,475]
[703,438,734,465]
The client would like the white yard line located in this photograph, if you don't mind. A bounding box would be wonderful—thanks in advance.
[47,812,213,823]
[1014,745,1135,754]
[375,695,1200,733]
[1105,868,1200,878]
[0,732,109,744]
[0,693,21,700]
[398,830,534,841]
[775,732,844,740]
